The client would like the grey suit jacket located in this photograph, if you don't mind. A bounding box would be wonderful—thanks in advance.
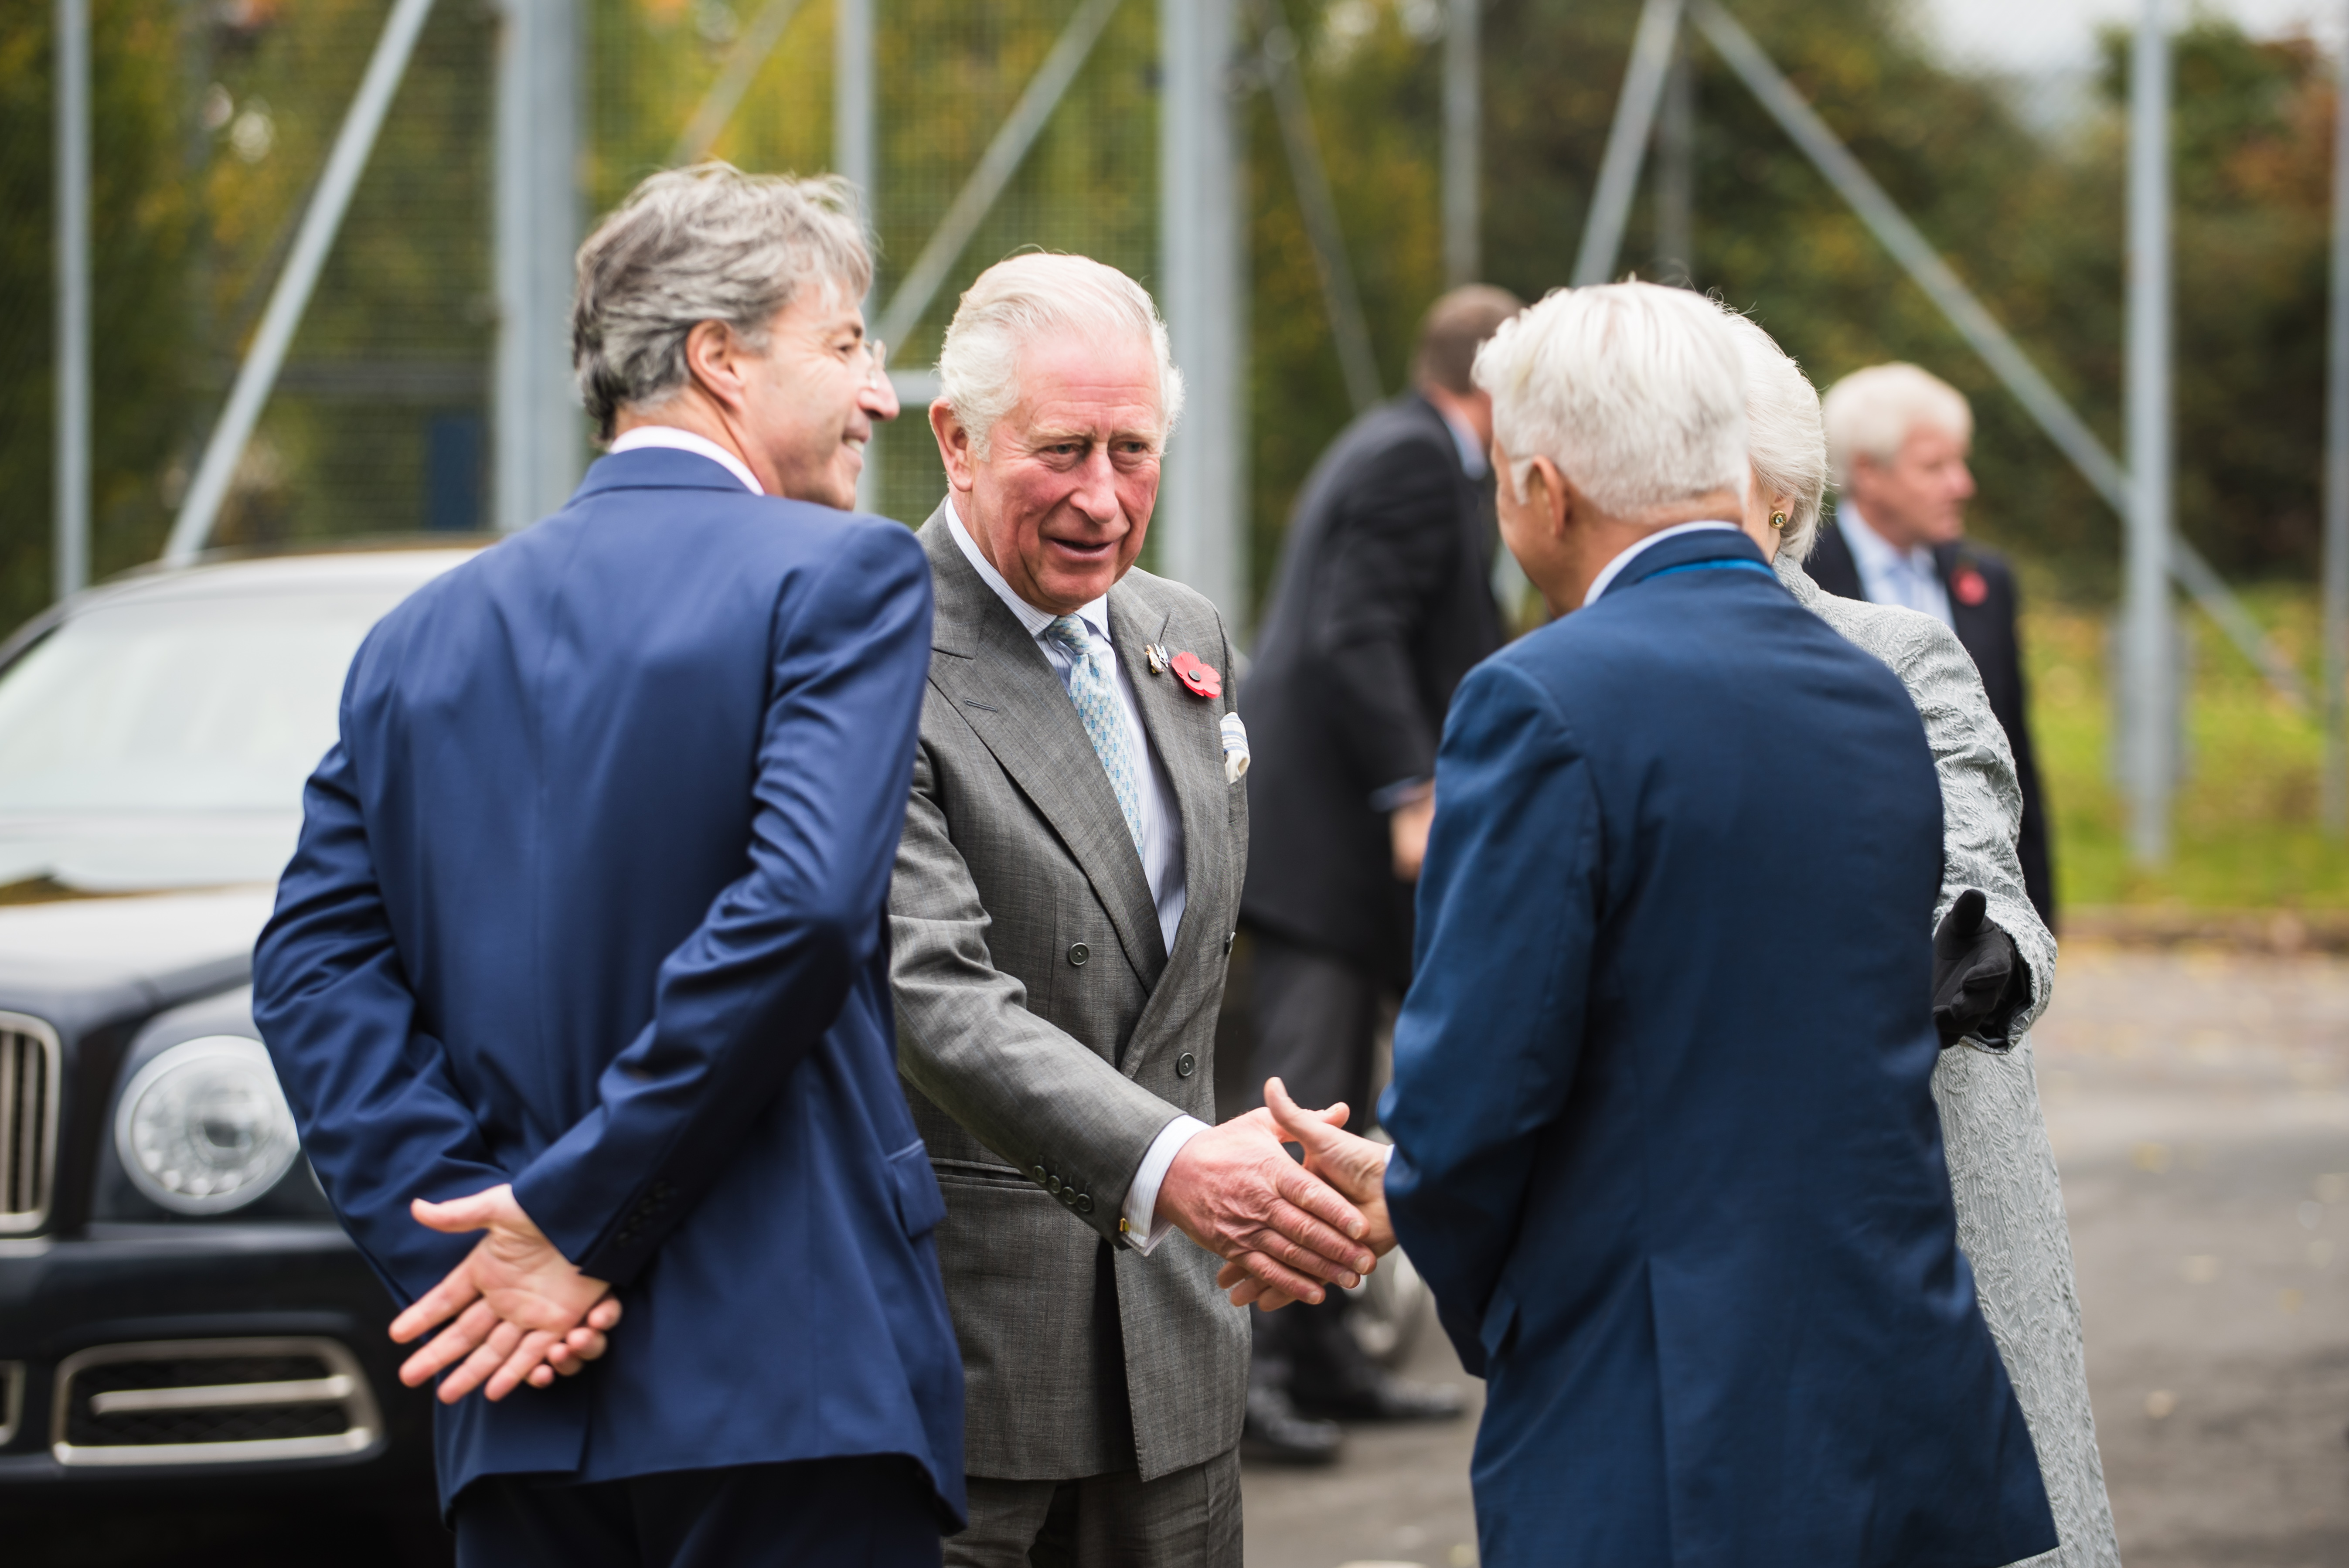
[890,504,1250,1484]
[1781,559,2120,1568]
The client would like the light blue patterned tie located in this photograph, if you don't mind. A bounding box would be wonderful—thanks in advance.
[1044,616,1146,854]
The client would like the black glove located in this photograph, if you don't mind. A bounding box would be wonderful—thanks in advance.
[1931,889,2022,1052]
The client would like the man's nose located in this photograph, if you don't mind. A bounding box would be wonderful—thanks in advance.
[861,374,901,424]
[1951,460,1975,500]
[1070,449,1120,523]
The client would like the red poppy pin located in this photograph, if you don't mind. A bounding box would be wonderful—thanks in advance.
[1952,568,1989,607]
[1168,651,1222,700]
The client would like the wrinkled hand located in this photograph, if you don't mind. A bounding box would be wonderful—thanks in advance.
[1932,889,2022,1051]
[1154,1108,1377,1308]
[390,1184,622,1404]
[1220,1077,1399,1311]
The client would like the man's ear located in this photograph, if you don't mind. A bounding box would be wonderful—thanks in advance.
[1531,456,1573,537]
[930,400,977,492]
[681,320,749,416]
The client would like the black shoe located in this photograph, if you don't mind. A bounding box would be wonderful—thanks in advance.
[1242,1384,1344,1465]
[1294,1366,1467,1424]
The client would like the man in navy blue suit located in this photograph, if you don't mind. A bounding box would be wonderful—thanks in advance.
[253,164,964,1565]
[1240,283,2056,1568]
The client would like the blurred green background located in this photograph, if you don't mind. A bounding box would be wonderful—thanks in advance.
[0,0,2342,913]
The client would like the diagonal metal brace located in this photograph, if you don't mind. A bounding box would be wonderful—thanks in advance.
[1691,0,2306,708]
[871,0,1125,351]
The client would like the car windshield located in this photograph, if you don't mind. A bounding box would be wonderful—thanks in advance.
[0,590,402,816]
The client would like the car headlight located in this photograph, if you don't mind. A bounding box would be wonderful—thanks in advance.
[114,1037,300,1214]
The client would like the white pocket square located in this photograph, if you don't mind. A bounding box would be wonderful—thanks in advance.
[1220,712,1250,784]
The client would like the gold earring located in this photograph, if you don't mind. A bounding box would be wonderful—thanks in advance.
[1769,512,1787,531]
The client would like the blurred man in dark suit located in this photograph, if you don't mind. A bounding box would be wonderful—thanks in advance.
[1807,363,2054,925]
[1232,285,1521,1460]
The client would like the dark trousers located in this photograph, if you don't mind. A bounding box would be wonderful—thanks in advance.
[1243,929,1392,1400]
[454,1455,946,1568]
[1244,929,1386,1129]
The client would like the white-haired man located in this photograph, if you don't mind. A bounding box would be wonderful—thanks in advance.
[1231,283,2057,1568]
[888,252,1378,1566]
[255,163,967,1563]
[1809,363,2052,923]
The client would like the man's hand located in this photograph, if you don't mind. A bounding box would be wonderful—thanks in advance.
[1390,790,1436,882]
[389,1184,622,1404]
[1154,1109,1378,1307]
[1220,1076,1399,1311]
[1932,889,2023,1051]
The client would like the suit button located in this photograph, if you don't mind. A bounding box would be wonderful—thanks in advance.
[1068,942,1089,967]
[1176,1052,1197,1078]
[1031,1165,1048,1184]
[1076,1193,1094,1214]
[1046,1174,1062,1195]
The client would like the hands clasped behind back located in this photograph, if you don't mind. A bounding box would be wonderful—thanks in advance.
[388,1184,621,1404]
[1152,1105,1379,1306]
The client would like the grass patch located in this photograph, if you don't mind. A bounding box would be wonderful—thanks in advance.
[2029,586,2349,909]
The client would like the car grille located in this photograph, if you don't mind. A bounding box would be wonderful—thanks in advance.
[51,1338,383,1467]
[0,1014,60,1233]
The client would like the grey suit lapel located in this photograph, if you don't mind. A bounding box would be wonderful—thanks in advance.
[1108,574,1231,1048]
[918,507,1170,989]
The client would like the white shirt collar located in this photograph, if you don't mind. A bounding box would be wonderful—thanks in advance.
[945,498,1112,644]
[1580,520,1741,608]
[607,425,764,496]
[1837,502,1936,577]
[1433,401,1490,480]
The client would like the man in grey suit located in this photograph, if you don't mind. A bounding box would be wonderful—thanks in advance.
[890,253,1379,1566]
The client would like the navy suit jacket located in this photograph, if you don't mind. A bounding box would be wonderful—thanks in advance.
[1383,529,2054,1568]
[253,449,965,1521]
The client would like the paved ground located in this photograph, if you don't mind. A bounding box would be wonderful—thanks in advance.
[1241,942,2349,1567]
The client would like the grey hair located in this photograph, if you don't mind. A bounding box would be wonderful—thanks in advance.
[1472,282,1748,520]
[1712,305,1829,561]
[1820,362,1973,487]
[936,253,1185,460]
[572,162,873,440]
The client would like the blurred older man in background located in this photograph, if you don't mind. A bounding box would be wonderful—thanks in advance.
[1231,286,1520,1461]
[1807,364,2053,924]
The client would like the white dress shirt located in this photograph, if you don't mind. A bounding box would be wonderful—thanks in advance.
[944,502,1207,1252]
[608,425,764,495]
[1580,519,1742,608]
[1836,504,1954,630]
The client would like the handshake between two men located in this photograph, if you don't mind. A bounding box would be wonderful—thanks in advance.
[383,1076,1396,1405]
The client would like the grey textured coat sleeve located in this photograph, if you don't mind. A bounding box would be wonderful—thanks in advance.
[889,728,1182,1247]
[1781,560,2120,1568]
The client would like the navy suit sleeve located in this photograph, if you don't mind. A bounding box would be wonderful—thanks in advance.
[254,730,513,1305]
[1309,435,1462,794]
[1380,659,1600,1374]
[509,524,935,1286]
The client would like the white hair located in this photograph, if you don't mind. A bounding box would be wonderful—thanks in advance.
[1471,282,1748,520]
[936,253,1185,461]
[1712,306,1829,561]
[1821,362,1973,486]
[572,163,872,441]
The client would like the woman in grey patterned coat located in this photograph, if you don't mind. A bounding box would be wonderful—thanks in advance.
[1718,309,2122,1568]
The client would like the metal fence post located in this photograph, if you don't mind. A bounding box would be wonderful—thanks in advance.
[1159,0,1246,633]
[1443,0,1479,287]
[2323,0,2349,834]
[494,0,582,534]
[2121,0,2176,863]
[54,0,89,599]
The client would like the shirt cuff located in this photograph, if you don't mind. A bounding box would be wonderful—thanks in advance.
[1368,776,1433,813]
[1123,1114,1211,1255]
